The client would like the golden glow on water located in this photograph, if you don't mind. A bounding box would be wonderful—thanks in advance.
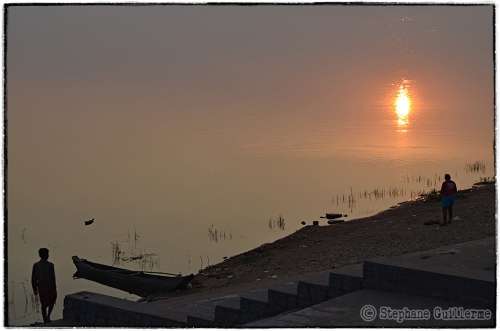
[395,81,411,127]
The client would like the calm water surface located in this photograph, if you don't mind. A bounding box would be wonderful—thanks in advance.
[6,5,494,325]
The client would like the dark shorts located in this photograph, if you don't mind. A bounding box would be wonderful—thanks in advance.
[442,195,455,207]
[38,281,57,307]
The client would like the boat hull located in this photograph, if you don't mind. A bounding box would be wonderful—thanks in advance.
[72,256,194,297]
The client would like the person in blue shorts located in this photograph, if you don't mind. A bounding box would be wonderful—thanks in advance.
[440,174,457,226]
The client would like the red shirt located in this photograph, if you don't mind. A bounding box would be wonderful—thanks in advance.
[441,180,457,196]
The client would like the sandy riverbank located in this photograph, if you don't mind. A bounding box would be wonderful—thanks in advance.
[147,182,496,302]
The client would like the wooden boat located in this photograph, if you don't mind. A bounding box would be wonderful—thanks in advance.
[72,256,194,297]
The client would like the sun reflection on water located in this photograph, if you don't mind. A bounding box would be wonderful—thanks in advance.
[395,80,411,127]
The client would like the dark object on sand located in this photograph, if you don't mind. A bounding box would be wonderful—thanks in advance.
[320,213,343,220]
[423,220,440,225]
[72,256,194,296]
[301,221,306,225]
[327,220,345,225]
[313,221,319,226]
[85,218,94,226]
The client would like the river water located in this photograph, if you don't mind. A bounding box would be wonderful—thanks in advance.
[5,4,495,326]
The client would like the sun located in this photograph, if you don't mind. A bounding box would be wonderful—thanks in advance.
[395,83,411,126]
[396,88,410,117]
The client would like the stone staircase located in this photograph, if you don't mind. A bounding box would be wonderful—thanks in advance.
[204,265,363,326]
[57,237,495,327]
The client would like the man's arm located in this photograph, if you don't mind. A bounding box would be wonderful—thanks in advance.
[31,264,38,295]
[50,263,56,287]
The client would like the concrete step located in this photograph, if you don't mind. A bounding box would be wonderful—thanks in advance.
[239,289,273,324]
[329,263,364,298]
[62,291,188,327]
[181,298,218,327]
[212,266,365,326]
[166,292,243,327]
[296,263,365,308]
[297,272,330,307]
[186,313,216,327]
[243,288,495,327]
[268,282,299,312]
[362,238,495,309]
[181,270,337,326]
[152,277,303,327]
[214,297,242,326]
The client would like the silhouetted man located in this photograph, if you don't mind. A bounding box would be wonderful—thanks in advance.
[31,248,57,324]
[440,174,457,226]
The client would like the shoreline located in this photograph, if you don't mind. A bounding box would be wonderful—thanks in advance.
[146,182,496,302]
[15,182,496,326]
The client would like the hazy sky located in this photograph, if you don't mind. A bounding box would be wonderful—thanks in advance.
[7,5,493,104]
[6,4,495,165]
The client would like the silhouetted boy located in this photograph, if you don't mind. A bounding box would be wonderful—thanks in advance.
[31,248,57,324]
